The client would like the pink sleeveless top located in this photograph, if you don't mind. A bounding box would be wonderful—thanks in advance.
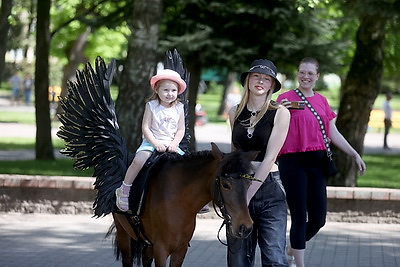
[276,90,336,155]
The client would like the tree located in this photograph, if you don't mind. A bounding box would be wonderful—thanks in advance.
[116,0,163,151]
[330,0,400,186]
[35,0,53,159]
[159,0,344,150]
[32,0,128,159]
[50,0,129,115]
[0,0,13,81]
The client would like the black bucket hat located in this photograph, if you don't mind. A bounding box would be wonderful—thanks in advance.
[240,59,281,93]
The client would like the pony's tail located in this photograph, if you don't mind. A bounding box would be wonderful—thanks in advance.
[105,223,122,261]
[132,239,147,266]
[105,222,147,265]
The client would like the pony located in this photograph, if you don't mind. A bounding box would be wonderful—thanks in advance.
[109,143,258,267]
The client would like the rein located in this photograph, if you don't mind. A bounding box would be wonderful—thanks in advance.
[213,173,262,246]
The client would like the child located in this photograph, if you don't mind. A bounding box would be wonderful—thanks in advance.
[115,69,187,212]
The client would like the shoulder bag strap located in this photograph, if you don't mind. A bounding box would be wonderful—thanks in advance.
[294,89,333,159]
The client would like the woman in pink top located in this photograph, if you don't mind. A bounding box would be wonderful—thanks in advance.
[276,57,366,267]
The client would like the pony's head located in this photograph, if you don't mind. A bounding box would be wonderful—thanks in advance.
[211,143,258,238]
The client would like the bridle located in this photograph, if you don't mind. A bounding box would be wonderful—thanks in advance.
[212,173,263,246]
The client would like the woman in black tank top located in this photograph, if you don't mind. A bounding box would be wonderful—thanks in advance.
[226,59,290,267]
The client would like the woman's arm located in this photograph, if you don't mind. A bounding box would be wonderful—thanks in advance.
[142,103,167,152]
[329,120,366,175]
[247,106,290,203]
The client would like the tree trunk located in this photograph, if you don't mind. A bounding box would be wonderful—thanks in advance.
[56,27,91,115]
[116,0,162,153]
[0,0,12,82]
[329,13,387,186]
[23,0,35,60]
[35,0,54,160]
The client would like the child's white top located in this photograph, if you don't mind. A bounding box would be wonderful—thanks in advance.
[144,99,184,146]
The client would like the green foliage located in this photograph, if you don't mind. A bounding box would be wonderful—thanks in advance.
[50,1,130,64]
[85,25,129,61]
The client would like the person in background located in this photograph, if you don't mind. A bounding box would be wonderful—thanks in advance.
[227,59,290,266]
[9,71,22,105]
[277,57,366,267]
[223,85,242,120]
[23,73,34,105]
[383,91,393,150]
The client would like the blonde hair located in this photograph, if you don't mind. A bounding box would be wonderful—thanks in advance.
[147,80,179,107]
[234,75,278,129]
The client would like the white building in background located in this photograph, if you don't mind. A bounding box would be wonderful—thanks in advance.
[5,47,35,64]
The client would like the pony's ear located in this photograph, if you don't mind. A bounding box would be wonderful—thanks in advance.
[211,142,223,161]
[244,150,259,161]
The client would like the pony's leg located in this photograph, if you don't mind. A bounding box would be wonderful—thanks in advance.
[113,215,133,267]
[152,246,169,267]
[169,245,188,267]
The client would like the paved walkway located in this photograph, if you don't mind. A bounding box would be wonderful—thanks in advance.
[0,213,399,267]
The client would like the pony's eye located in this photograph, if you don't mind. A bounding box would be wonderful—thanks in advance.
[221,180,232,190]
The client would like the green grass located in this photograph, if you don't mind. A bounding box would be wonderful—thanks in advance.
[0,159,93,177]
[0,111,36,124]
[357,154,400,188]
[0,137,65,150]
[197,93,226,123]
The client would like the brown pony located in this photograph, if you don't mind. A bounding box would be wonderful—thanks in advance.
[109,143,258,267]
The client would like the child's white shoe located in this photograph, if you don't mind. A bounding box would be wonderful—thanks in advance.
[115,183,131,211]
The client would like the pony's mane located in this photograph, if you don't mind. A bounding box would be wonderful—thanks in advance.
[161,150,213,163]
[218,149,252,176]
[147,149,252,178]
[148,150,214,175]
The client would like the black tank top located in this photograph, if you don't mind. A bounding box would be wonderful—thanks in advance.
[232,107,278,162]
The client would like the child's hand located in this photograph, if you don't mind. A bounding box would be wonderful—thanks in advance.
[154,143,167,152]
[167,144,178,153]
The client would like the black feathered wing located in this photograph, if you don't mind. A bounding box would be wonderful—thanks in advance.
[57,50,191,217]
[57,57,129,217]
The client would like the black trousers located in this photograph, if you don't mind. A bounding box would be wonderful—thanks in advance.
[278,151,327,250]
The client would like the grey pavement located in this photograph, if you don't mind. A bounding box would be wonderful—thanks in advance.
[0,213,399,267]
